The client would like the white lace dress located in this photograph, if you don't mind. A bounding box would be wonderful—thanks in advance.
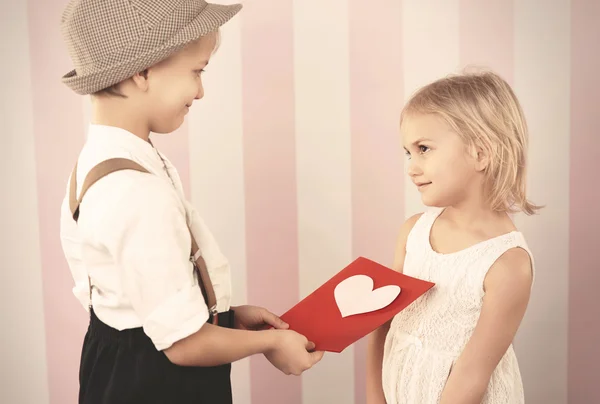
[382,208,534,404]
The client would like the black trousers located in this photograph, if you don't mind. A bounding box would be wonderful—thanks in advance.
[79,309,235,404]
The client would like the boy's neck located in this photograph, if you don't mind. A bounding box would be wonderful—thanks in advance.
[90,96,151,142]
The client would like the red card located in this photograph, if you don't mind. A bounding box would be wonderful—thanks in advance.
[279,257,435,353]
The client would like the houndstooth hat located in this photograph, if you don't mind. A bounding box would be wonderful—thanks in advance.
[60,0,242,95]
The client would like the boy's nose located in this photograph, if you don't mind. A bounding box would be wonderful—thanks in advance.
[195,83,204,100]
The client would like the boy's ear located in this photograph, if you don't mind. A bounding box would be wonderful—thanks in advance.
[131,69,150,91]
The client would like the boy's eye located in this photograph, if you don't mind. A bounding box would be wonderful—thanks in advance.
[195,69,205,76]
[404,150,412,160]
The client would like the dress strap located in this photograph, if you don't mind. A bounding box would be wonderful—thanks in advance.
[474,231,536,294]
[405,208,443,254]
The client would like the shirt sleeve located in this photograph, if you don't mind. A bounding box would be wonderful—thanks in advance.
[98,173,209,351]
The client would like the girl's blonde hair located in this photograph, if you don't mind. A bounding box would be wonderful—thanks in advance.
[401,69,541,215]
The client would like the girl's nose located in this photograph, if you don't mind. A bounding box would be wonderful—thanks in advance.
[407,159,422,177]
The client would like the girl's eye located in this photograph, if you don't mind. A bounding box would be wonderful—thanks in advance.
[404,145,429,159]
[195,69,205,76]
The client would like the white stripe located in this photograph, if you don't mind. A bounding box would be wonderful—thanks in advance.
[293,1,355,403]
[187,13,250,404]
[0,3,49,403]
[513,1,570,402]
[402,0,460,219]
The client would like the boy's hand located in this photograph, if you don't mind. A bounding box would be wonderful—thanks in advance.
[265,330,325,375]
[232,305,289,331]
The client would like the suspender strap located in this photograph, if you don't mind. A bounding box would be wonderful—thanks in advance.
[69,158,149,221]
[68,158,218,324]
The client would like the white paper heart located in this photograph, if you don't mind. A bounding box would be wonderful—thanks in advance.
[334,274,401,318]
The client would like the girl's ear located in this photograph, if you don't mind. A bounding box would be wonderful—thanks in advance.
[468,143,489,172]
[474,145,490,172]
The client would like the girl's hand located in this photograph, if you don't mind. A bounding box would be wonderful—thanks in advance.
[232,305,289,331]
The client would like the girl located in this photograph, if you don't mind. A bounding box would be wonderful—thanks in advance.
[59,1,323,403]
[366,70,539,404]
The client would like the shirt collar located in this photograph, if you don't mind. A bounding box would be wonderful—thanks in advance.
[87,124,154,151]
[85,124,165,171]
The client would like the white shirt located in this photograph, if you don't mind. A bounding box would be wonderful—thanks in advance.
[60,124,232,351]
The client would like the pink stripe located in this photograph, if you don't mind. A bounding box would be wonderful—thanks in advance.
[348,1,405,402]
[151,120,191,197]
[28,1,88,402]
[569,1,600,402]
[459,0,514,84]
[240,2,301,404]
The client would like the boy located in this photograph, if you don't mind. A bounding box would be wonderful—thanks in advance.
[59,1,323,403]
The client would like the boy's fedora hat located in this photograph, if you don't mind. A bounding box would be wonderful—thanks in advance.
[60,0,242,95]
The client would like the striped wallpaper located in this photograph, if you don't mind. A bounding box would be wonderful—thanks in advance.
[2,0,598,403]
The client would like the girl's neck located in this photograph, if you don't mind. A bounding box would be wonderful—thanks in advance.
[441,191,514,233]
[442,205,507,229]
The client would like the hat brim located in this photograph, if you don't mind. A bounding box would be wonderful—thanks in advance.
[62,2,242,95]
